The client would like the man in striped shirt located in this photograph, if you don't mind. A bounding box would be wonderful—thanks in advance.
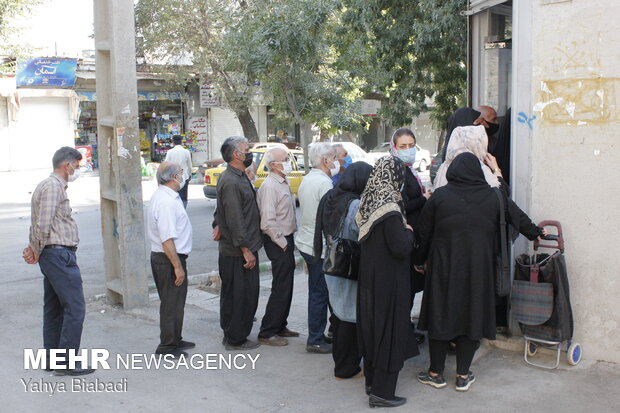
[22,147,95,376]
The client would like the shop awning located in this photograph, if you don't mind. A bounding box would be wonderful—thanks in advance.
[466,0,508,15]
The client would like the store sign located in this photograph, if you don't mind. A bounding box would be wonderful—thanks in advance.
[188,116,209,164]
[361,99,382,116]
[200,84,221,108]
[16,58,78,87]
[77,91,185,101]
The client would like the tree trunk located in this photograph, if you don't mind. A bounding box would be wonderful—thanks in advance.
[319,129,329,142]
[298,120,314,175]
[237,108,259,142]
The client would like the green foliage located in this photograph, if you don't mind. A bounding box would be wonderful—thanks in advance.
[0,0,42,74]
[340,0,468,128]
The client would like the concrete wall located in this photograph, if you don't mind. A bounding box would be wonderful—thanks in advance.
[528,0,620,363]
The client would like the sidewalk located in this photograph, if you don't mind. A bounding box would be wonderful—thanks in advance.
[1,169,619,412]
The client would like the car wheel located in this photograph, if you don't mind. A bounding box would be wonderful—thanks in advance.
[418,159,428,172]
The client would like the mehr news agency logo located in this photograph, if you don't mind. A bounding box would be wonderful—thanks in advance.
[21,349,260,395]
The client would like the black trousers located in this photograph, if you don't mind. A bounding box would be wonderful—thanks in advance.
[38,247,86,365]
[219,252,260,346]
[364,359,400,399]
[331,314,361,378]
[259,235,295,338]
[179,179,190,208]
[429,336,479,376]
[150,252,188,353]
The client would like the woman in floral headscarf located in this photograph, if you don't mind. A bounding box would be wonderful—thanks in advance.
[355,156,419,408]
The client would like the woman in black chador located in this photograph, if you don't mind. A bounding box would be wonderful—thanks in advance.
[414,152,541,392]
[356,156,418,408]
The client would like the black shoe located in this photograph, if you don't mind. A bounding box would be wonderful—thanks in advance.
[415,332,425,345]
[54,367,96,376]
[156,348,188,358]
[306,342,332,354]
[369,394,407,408]
[176,340,196,350]
[225,339,260,351]
[365,385,372,395]
[456,372,476,392]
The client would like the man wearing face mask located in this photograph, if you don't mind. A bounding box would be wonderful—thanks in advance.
[147,161,194,358]
[296,143,338,353]
[441,106,499,162]
[215,136,263,350]
[22,147,95,375]
[164,135,193,209]
[256,148,299,346]
[331,143,352,186]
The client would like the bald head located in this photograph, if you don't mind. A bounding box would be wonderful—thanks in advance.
[476,105,498,125]
[156,161,182,187]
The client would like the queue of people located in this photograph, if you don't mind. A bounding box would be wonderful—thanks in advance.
[24,109,545,407]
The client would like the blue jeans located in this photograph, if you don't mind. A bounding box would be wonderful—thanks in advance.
[38,247,85,366]
[300,251,329,345]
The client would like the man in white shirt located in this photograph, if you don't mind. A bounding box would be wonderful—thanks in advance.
[164,135,193,208]
[256,148,299,346]
[148,162,194,358]
[296,142,339,353]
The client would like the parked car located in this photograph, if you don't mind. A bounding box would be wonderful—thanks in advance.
[329,141,374,165]
[367,142,431,171]
[429,153,443,184]
[203,147,304,199]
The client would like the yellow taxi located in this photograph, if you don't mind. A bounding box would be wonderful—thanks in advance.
[203,147,305,199]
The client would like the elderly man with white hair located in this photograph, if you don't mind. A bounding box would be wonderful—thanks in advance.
[296,142,340,353]
[148,161,194,358]
[255,147,299,346]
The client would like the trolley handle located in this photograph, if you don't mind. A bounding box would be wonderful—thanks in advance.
[534,220,564,253]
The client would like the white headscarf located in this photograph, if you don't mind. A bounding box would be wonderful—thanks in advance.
[433,125,500,189]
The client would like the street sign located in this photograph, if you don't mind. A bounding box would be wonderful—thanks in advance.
[200,84,221,108]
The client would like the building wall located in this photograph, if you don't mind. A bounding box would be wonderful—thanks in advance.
[528,0,620,363]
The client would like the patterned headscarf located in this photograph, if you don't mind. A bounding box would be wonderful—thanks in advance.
[433,125,500,189]
[356,156,407,242]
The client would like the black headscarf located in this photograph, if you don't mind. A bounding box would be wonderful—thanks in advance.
[441,107,481,161]
[446,152,493,205]
[313,162,373,257]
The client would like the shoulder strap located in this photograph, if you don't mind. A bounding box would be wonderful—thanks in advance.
[494,188,509,277]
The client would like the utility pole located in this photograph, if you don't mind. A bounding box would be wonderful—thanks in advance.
[93,0,148,309]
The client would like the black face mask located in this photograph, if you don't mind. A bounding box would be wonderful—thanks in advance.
[242,152,253,168]
[486,122,499,137]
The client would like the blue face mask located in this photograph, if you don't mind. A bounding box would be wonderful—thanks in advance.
[343,155,353,169]
[397,147,417,165]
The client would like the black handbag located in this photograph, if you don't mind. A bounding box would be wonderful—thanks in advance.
[495,188,511,297]
[322,234,359,281]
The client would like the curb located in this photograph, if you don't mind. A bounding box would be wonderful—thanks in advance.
[145,255,305,291]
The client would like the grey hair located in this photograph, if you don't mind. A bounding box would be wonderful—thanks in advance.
[309,142,336,168]
[263,148,286,172]
[52,146,82,169]
[157,162,182,185]
[221,136,249,162]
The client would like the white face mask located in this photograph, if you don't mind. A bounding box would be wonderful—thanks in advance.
[329,160,340,177]
[175,176,186,191]
[68,164,81,182]
[281,161,293,176]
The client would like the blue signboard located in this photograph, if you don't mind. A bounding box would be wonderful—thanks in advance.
[16,58,78,87]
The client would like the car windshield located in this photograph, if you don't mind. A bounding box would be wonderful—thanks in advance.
[370,143,390,152]
[252,152,264,167]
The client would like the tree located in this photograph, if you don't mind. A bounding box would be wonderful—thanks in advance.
[340,0,468,135]
[135,0,260,141]
[232,0,368,151]
[0,0,42,74]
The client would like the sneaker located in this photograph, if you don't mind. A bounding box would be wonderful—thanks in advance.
[455,372,476,392]
[306,342,332,354]
[258,335,289,346]
[417,371,447,389]
[225,339,261,351]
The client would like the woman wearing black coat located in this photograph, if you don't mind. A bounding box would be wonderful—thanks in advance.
[356,156,418,408]
[414,153,542,392]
